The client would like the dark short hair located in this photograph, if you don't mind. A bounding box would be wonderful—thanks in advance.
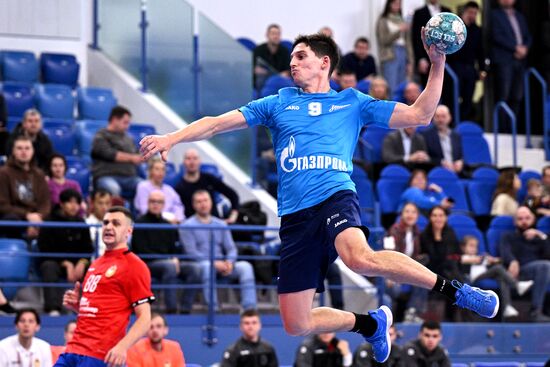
[354,37,370,47]
[64,319,77,332]
[108,105,131,122]
[60,188,82,204]
[15,308,40,325]
[192,189,211,201]
[338,69,356,77]
[12,135,33,146]
[542,165,550,177]
[421,320,441,331]
[151,312,167,326]
[266,24,281,33]
[48,153,67,177]
[463,1,479,10]
[107,206,133,221]
[240,309,260,319]
[91,189,112,201]
[292,33,340,78]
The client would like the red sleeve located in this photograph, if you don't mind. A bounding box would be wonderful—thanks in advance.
[125,255,155,307]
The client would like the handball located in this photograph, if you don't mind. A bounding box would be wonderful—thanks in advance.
[424,12,467,54]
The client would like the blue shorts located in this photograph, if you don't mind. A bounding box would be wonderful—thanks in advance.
[278,190,369,294]
[54,354,106,367]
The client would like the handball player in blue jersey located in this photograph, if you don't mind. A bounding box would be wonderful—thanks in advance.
[140,32,499,363]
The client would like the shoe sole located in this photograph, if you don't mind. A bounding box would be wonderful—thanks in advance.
[485,289,499,318]
[377,305,393,363]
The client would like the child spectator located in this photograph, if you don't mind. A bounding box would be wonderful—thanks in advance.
[523,178,550,217]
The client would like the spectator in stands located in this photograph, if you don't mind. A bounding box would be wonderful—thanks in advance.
[500,206,550,322]
[0,135,50,239]
[459,235,533,319]
[446,1,486,121]
[6,108,54,172]
[132,190,201,314]
[253,24,291,90]
[319,26,343,74]
[127,313,186,367]
[180,190,257,310]
[386,203,429,322]
[376,0,412,95]
[341,37,377,81]
[0,308,52,366]
[401,321,450,366]
[37,189,93,315]
[382,127,430,166]
[221,309,278,367]
[542,165,550,196]
[399,170,453,214]
[294,332,352,367]
[491,170,521,216]
[338,69,358,90]
[523,178,550,217]
[412,0,451,86]
[403,81,422,105]
[490,0,532,117]
[51,319,76,363]
[91,105,143,198]
[134,157,185,224]
[353,325,402,366]
[47,153,83,210]
[175,148,239,222]
[369,76,390,100]
[0,92,8,155]
[421,105,464,174]
[85,189,112,257]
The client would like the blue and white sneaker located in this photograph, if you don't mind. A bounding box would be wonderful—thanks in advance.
[453,280,500,318]
[364,305,393,363]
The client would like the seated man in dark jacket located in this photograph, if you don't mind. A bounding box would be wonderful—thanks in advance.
[402,321,450,367]
[500,206,550,322]
[294,332,352,367]
[37,189,93,315]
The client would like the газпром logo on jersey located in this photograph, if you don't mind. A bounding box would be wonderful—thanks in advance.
[280,136,348,173]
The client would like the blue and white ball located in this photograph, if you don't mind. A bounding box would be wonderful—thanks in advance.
[424,12,467,55]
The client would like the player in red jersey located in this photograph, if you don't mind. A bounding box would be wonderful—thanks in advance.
[54,206,155,367]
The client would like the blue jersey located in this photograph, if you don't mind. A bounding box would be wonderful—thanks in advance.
[240,87,396,216]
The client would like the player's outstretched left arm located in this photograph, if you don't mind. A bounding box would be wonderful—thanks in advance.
[104,302,151,367]
[140,110,248,161]
[389,27,446,129]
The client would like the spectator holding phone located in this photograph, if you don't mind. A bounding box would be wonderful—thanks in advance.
[399,169,454,216]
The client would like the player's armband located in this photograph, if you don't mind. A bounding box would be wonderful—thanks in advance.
[132,295,156,307]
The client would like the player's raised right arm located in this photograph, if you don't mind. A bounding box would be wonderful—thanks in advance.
[140,109,248,161]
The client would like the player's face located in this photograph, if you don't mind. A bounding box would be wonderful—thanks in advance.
[419,328,442,352]
[430,207,447,231]
[12,140,34,164]
[64,322,77,344]
[290,44,329,88]
[192,192,212,216]
[149,161,166,183]
[23,113,42,135]
[147,316,168,344]
[61,198,81,218]
[515,207,535,231]
[102,212,132,247]
[50,157,66,179]
[240,316,261,341]
[401,203,419,227]
[93,194,112,219]
[16,312,40,339]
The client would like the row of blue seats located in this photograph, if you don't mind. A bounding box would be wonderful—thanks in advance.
[236,37,293,53]
[1,82,117,120]
[0,51,79,87]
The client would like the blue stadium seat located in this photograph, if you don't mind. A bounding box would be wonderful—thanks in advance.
[200,163,222,179]
[281,39,293,52]
[452,364,470,367]
[0,239,27,252]
[486,216,515,256]
[0,81,35,118]
[6,116,20,132]
[456,122,492,165]
[536,215,550,233]
[75,119,108,157]
[391,80,408,102]
[517,170,542,203]
[351,166,376,226]
[36,84,75,119]
[360,125,392,163]
[2,51,39,83]
[467,167,499,216]
[377,164,411,214]
[40,52,80,88]
[42,118,76,156]
[236,37,256,51]
[472,363,522,367]
[260,75,294,97]
[77,87,117,120]
[448,214,487,253]
[329,79,340,91]
[128,123,156,148]
[0,247,30,300]
[356,79,371,94]
[525,363,545,367]
[65,156,90,196]
[428,167,470,212]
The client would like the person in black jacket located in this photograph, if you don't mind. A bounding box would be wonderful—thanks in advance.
[252,24,291,90]
[353,325,403,367]
[37,189,93,315]
[132,190,201,314]
[294,332,352,367]
[175,148,239,221]
[401,321,450,367]
[221,309,278,367]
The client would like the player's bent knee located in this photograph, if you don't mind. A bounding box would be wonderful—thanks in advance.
[282,319,312,336]
[342,252,380,276]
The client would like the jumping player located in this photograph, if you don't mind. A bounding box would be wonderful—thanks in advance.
[140,32,499,363]
[54,206,155,367]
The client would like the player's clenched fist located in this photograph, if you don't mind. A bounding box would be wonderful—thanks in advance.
[104,345,127,367]
[63,281,81,313]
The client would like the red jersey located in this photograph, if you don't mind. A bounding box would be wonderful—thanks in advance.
[66,248,155,360]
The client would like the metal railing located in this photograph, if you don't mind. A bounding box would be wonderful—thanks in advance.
[493,101,517,167]
[524,67,548,151]
[445,64,460,124]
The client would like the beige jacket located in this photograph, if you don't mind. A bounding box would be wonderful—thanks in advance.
[376,16,414,64]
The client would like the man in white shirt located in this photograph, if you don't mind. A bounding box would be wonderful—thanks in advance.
[0,308,52,367]
[85,189,112,257]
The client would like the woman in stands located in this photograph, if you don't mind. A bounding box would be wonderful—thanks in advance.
[491,170,521,216]
[399,169,454,216]
[368,77,390,100]
[386,202,429,322]
[47,154,83,210]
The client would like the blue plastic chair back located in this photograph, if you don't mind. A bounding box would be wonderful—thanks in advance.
[391,81,408,102]
[351,167,376,226]
[428,167,470,211]
[0,239,27,252]
[468,167,498,216]
[77,87,117,120]
[65,155,90,196]
[361,126,392,163]
[456,122,492,165]
[236,37,256,51]
[76,119,108,157]
[486,216,515,256]
[356,79,371,94]
[36,84,75,119]
[40,52,80,88]
[6,116,21,132]
[43,118,76,156]
[2,51,38,82]
[448,214,487,253]
[260,75,294,97]
[377,165,411,213]
[0,248,30,300]
[1,81,35,117]
[536,215,550,233]
[128,124,157,148]
[280,40,293,53]
[200,163,222,179]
